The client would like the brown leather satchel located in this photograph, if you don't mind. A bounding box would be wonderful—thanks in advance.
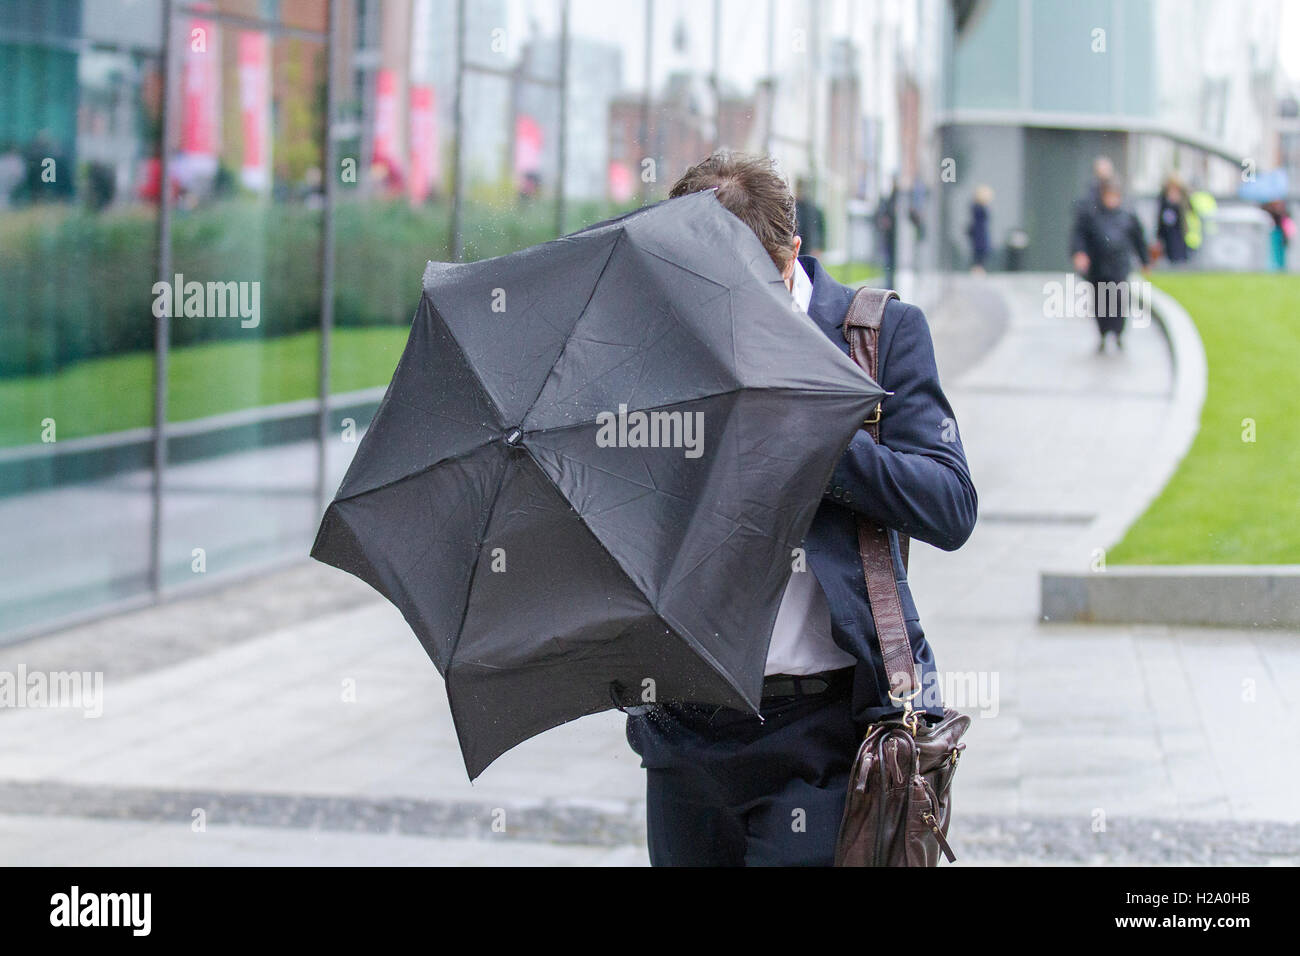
[833,287,970,867]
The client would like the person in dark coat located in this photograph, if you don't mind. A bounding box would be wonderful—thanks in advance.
[967,184,993,272]
[624,151,977,866]
[1071,177,1150,352]
[794,177,826,258]
[1068,155,1114,258]
[875,175,899,284]
[1155,175,1189,264]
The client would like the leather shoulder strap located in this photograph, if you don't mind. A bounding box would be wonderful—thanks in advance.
[844,289,912,571]
[841,287,919,703]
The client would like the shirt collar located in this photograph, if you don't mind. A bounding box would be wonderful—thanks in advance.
[790,258,813,315]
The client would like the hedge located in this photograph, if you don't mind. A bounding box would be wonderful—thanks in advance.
[0,195,632,378]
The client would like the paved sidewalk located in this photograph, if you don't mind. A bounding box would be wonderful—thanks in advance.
[2,273,1297,865]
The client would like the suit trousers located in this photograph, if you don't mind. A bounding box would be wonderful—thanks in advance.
[624,666,859,866]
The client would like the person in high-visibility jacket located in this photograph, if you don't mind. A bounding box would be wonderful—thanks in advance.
[1185,189,1218,254]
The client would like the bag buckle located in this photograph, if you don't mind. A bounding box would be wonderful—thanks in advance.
[888,685,923,736]
[864,402,882,426]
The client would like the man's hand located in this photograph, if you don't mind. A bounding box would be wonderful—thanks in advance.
[1072,251,1089,273]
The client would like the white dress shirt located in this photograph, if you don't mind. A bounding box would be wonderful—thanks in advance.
[764,260,858,676]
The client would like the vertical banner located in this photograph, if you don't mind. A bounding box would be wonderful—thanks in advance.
[178,11,221,190]
[408,0,439,205]
[408,85,439,205]
[373,68,402,189]
[607,161,634,203]
[238,31,271,194]
[514,114,543,197]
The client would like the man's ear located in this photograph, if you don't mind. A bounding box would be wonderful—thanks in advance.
[782,236,804,281]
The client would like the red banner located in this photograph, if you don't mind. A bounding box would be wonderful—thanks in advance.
[514,114,543,194]
[238,31,270,192]
[180,16,220,158]
[408,84,438,204]
[373,68,402,188]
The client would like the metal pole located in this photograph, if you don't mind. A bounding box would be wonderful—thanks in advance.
[639,0,653,205]
[806,0,819,179]
[556,0,570,236]
[317,0,340,516]
[449,0,466,261]
[150,0,179,597]
[763,0,774,155]
[711,0,721,151]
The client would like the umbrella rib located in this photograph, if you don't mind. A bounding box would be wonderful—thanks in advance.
[654,599,760,712]
[633,244,731,290]
[379,395,502,448]
[531,383,876,441]
[533,446,775,563]
[617,250,737,395]
[329,434,497,505]
[518,229,625,426]
[424,294,509,428]
[542,321,678,408]
[524,386,746,440]
[443,453,511,670]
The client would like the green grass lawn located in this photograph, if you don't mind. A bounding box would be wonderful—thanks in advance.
[1108,273,1300,565]
[0,327,409,446]
[824,262,881,286]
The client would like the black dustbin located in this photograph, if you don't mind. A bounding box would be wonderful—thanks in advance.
[1005,229,1029,271]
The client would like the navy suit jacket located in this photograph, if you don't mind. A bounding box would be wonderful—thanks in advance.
[797,256,977,723]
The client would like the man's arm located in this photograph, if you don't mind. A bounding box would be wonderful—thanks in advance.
[1070,199,1092,272]
[824,303,977,552]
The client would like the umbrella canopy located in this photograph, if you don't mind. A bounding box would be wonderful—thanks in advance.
[311,189,883,778]
[1237,169,1288,204]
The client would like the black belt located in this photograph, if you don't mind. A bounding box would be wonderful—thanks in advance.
[761,667,852,701]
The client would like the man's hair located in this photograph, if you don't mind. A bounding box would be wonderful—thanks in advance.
[670,151,797,272]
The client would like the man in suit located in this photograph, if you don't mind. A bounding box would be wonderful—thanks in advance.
[624,151,978,867]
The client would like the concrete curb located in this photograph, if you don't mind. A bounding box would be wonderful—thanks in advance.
[1042,564,1300,628]
[0,386,386,496]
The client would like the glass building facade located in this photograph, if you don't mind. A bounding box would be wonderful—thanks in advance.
[0,0,937,641]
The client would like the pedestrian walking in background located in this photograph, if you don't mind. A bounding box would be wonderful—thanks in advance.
[1070,177,1151,353]
[1068,155,1115,257]
[1155,174,1189,265]
[967,184,993,273]
[875,175,899,286]
[794,177,826,259]
[908,179,929,244]
[1264,199,1294,271]
[1184,186,1217,260]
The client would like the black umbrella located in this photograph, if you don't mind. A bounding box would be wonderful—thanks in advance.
[311,190,883,778]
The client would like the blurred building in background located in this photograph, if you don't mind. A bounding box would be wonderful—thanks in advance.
[938,0,1287,270]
